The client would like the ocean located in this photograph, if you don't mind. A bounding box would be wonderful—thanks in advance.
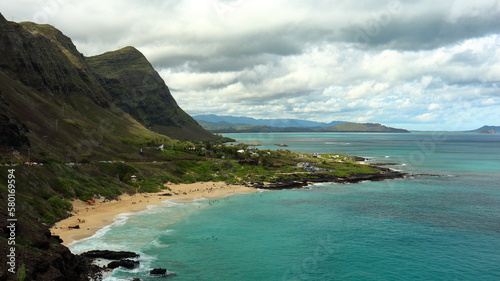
[70,132,500,281]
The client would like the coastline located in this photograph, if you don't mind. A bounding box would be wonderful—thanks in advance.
[50,182,259,246]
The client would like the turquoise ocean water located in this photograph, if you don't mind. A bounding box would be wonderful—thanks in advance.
[70,132,500,280]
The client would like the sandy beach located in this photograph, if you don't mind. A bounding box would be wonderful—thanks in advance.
[50,182,258,246]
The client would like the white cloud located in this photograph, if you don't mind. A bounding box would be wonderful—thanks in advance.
[428,103,441,111]
[413,113,437,123]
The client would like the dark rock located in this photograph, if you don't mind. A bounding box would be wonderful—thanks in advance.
[150,268,167,275]
[149,268,177,278]
[107,259,139,269]
[81,250,139,260]
[52,235,64,243]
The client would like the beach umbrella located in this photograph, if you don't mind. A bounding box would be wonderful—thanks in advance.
[87,200,94,204]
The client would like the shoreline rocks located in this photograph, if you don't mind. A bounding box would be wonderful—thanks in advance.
[150,268,177,278]
[107,259,140,269]
[81,250,139,260]
[252,169,407,190]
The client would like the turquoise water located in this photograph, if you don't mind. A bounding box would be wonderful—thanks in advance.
[71,132,500,280]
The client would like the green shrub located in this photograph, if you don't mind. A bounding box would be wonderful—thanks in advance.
[17,263,26,281]
[42,212,56,224]
[47,196,72,211]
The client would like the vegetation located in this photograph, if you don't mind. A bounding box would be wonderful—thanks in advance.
[1,138,390,228]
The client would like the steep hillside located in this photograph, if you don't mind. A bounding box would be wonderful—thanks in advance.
[87,47,214,140]
[0,16,215,162]
[0,20,110,105]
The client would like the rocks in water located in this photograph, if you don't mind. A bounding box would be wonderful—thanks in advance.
[81,250,139,260]
[353,156,366,161]
[150,268,177,277]
[150,268,167,275]
[107,259,139,269]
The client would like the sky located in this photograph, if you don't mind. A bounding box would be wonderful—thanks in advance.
[2,0,500,130]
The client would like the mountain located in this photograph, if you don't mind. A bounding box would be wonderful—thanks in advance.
[194,114,345,128]
[194,115,409,133]
[468,125,499,133]
[319,122,410,133]
[0,16,215,158]
[87,47,213,140]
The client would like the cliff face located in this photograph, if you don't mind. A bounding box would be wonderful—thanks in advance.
[0,18,110,105]
[87,47,215,140]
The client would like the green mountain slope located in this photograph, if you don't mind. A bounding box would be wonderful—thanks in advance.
[87,47,214,140]
[1,16,215,161]
[0,20,173,162]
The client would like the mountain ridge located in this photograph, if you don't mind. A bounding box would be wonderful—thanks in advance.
[194,114,409,133]
[87,46,214,140]
[194,114,346,128]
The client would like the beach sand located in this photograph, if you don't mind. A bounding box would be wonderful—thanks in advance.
[50,182,258,246]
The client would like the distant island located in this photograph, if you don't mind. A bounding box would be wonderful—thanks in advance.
[194,115,410,133]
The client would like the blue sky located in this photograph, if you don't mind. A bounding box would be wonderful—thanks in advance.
[2,0,500,130]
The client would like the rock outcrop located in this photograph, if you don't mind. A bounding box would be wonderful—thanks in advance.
[80,250,139,260]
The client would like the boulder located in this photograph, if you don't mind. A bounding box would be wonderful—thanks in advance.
[107,259,139,269]
[149,268,177,277]
[81,250,139,260]
[150,268,167,275]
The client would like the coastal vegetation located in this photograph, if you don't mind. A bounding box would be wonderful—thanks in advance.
[1,139,398,224]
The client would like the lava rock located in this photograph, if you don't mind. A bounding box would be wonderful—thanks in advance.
[150,268,167,275]
[107,259,139,269]
[81,250,139,260]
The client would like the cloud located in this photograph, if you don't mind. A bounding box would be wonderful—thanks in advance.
[1,0,500,130]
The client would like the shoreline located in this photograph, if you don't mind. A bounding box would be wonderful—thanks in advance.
[50,182,259,246]
[51,167,407,247]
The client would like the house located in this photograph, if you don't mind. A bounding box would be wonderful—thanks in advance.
[131,175,138,183]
